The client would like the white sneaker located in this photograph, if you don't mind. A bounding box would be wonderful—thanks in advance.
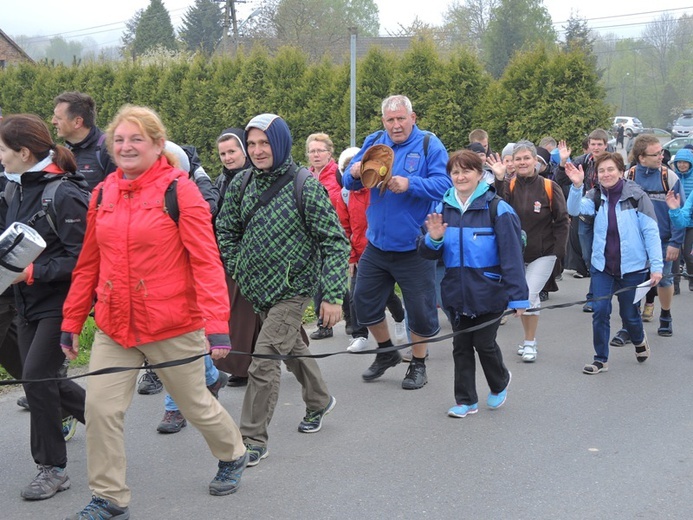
[521,344,537,363]
[394,321,407,342]
[517,344,525,356]
[347,337,370,352]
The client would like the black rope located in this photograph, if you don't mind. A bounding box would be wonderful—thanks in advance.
[0,273,678,386]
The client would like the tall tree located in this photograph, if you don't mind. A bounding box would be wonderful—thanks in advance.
[442,0,497,54]
[121,9,144,59]
[179,0,223,55]
[132,0,177,58]
[562,14,594,56]
[270,0,379,59]
[483,0,556,78]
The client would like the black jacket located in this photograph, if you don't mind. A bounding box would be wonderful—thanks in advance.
[66,126,117,190]
[0,166,89,320]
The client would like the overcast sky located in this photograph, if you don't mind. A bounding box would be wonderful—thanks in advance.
[2,0,692,50]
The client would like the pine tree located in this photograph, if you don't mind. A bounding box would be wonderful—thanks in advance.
[179,0,223,55]
[133,0,177,58]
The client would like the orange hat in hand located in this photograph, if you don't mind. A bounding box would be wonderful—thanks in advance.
[360,144,394,195]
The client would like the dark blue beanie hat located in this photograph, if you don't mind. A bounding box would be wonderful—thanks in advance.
[245,114,292,170]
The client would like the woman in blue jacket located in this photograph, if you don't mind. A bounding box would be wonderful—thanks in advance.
[565,152,663,374]
[419,150,528,418]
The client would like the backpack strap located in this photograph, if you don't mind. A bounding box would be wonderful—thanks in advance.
[163,179,179,224]
[293,167,311,224]
[488,195,501,224]
[508,177,553,211]
[241,167,296,231]
[26,176,65,235]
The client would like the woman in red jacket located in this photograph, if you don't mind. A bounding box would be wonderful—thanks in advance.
[61,105,248,520]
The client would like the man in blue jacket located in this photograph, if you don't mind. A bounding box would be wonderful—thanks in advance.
[343,95,451,390]
[627,134,685,336]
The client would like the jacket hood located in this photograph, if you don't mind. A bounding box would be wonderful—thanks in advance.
[673,148,693,177]
[443,181,491,210]
[245,114,292,171]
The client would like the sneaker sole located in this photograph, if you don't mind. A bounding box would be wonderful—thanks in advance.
[521,351,537,362]
[583,365,608,374]
[21,477,71,500]
[448,407,478,418]
[246,449,269,467]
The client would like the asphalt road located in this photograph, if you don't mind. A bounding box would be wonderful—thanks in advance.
[2,272,692,519]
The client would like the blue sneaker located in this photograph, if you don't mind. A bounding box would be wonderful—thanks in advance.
[447,403,478,418]
[487,371,511,409]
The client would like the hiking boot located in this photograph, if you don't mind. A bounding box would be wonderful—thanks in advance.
[641,303,655,322]
[207,371,229,399]
[657,315,673,337]
[394,321,407,342]
[539,291,549,302]
[401,361,427,390]
[156,410,187,434]
[298,395,336,433]
[62,416,78,442]
[137,369,163,395]
[21,465,70,500]
[447,403,478,418]
[227,374,248,387]
[209,451,249,496]
[583,360,608,374]
[362,350,401,381]
[610,329,631,347]
[347,336,369,352]
[309,326,333,340]
[487,371,511,409]
[64,495,130,519]
[17,395,30,411]
[245,444,269,467]
[635,335,650,363]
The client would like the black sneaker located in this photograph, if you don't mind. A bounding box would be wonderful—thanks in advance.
[245,443,269,467]
[227,374,248,387]
[17,395,30,411]
[137,369,163,395]
[539,291,549,302]
[209,451,249,496]
[362,350,402,381]
[207,371,229,399]
[297,396,336,433]
[309,326,333,340]
[64,495,130,519]
[401,361,428,390]
[156,410,187,434]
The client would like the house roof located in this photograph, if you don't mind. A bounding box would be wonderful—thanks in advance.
[0,27,35,63]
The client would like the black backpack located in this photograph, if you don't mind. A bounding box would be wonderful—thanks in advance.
[2,175,90,235]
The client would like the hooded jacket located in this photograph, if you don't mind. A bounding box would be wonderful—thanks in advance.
[567,180,663,275]
[418,183,529,318]
[215,114,349,312]
[669,149,693,229]
[672,148,693,202]
[215,127,251,209]
[62,156,230,347]
[0,156,89,320]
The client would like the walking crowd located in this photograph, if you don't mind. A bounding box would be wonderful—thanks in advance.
[0,92,689,519]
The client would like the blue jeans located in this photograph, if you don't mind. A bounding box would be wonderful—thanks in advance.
[165,355,218,411]
[578,219,594,299]
[590,268,648,362]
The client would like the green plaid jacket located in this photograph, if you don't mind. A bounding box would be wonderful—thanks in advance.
[216,159,349,313]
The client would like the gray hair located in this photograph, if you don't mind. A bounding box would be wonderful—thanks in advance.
[513,140,537,158]
[381,95,412,115]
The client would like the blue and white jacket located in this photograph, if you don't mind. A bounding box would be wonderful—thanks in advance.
[567,180,663,275]
[669,148,693,229]
[343,126,451,252]
[418,183,529,318]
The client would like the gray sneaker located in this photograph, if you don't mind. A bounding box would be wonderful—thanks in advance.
[21,465,70,500]
[209,451,249,496]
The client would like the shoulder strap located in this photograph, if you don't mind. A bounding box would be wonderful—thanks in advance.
[423,132,431,158]
[488,195,501,224]
[626,166,636,181]
[543,177,553,211]
[662,166,671,192]
[164,179,179,224]
[95,133,109,173]
[293,167,311,224]
[26,177,66,235]
[241,167,296,231]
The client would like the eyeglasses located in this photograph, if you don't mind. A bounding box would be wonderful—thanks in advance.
[308,149,329,155]
[643,150,664,157]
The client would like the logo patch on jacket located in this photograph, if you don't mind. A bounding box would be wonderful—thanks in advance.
[404,153,421,173]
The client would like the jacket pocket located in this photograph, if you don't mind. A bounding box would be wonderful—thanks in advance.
[462,227,499,268]
[138,279,193,336]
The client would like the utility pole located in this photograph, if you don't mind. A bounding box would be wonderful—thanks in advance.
[220,0,231,54]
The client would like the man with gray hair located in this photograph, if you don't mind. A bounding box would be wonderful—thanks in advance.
[343,95,451,390]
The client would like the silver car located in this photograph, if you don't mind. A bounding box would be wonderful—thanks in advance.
[671,112,693,138]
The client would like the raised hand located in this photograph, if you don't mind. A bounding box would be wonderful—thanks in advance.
[665,189,681,210]
[558,140,571,166]
[564,161,585,187]
[487,152,506,180]
[425,213,447,241]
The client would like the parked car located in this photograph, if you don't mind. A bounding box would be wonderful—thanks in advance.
[613,116,644,138]
[662,137,693,158]
[670,111,693,138]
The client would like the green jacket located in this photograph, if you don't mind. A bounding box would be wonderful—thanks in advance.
[216,159,349,313]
